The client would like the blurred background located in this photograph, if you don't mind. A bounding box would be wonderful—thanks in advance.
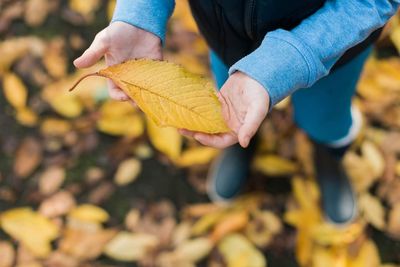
[1,0,400,266]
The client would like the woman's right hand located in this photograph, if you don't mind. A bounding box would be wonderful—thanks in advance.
[73,21,162,101]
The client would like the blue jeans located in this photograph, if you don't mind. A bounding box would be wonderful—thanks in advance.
[210,47,372,144]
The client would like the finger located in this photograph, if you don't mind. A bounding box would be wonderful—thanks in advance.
[107,80,130,101]
[178,129,196,138]
[238,103,267,148]
[194,132,238,149]
[74,33,108,68]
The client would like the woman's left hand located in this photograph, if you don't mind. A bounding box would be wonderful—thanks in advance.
[180,71,270,149]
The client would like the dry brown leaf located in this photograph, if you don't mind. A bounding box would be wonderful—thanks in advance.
[0,208,59,258]
[114,158,142,186]
[2,72,27,109]
[25,0,49,27]
[218,233,266,267]
[147,117,182,160]
[104,232,159,262]
[253,154,297,176]
[60,227,116,260]
[0,241,15,267]
[13,137,42,178]
[70,59,229,133]
[39,191,76,218]
[38,166,66,195]
[358,193,386,230]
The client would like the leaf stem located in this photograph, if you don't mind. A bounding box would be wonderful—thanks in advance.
[68,72,102,92]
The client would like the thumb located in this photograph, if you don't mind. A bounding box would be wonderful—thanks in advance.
[74,33,108,68]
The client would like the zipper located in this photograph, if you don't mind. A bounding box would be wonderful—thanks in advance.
[244,0,257,40]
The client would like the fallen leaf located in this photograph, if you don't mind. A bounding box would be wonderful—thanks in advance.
[361,141,385,179]
[42,38,67,78]
[388,203,400,238]
[211,211,249,243]
[218,233,266,267]
[70,59,229,133]
[2,72,27,109]
[97,100,144,137]
[16,107,38,127]
[25,0,49,27]
[68,204,109,224]
[176,146,219,167]
[253,154,297,176]
[0,208,59,258]
[39,191,76,218]
[358,193,386,230]
[40,118,72,137]
[38,166,66,195]
[147,117,182,160]
[113,158,141,186]
[174,237,213,263]
[245,211,282,247]
[104,232,159,262]
[0,241,15,267]
[13,137,42,178]
[60,227,116,260]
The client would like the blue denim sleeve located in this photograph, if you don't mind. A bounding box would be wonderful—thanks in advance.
[111,0,175,44]
[229,0,400,107]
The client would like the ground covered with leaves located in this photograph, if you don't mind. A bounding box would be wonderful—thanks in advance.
[1,0,400,267]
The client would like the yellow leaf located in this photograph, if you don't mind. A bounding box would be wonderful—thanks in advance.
[218,234,266,267]
[348,239,381,267]
[16,107,38,127]
[311,222,364,246]
[211,211,249,243]
[245,211,282,247]
[0,208,58,258]
[107,0,116,21]
[387,203,400,238]
[147,117,182,160]
[176,147,219,167]
[68,204,109,224]
[97,101,144,137]
[174,237,213,263]
[69,0,101,17]
[71,59,229,133]
[49,94,83,118]
[191,211,225,237]
[104,232,159,262]
[358,193,386,230]
[2,73,27,109]
[253,154,297,176]
[40,118,72,137]
[361,141,385,179]
[114,158,142,186]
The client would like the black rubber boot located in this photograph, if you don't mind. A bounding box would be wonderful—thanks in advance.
[207,139,257,203]
[314,142,357,225]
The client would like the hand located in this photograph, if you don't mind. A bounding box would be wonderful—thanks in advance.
[180,71,269,149]
[73,21,162,101]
